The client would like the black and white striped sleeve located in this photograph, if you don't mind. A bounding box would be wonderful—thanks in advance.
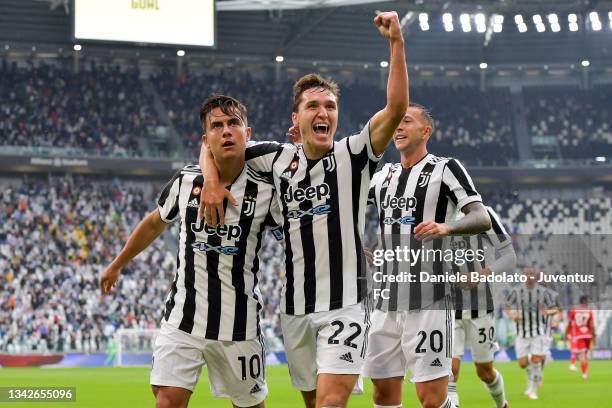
[442,158,482,211]
[245,140,287,173]
[368,170,381,208]
[157,170,182,224]
[485,206,512,250]
[347,121,383,162]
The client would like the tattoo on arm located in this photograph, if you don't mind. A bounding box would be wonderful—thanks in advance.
[446,202,492,235]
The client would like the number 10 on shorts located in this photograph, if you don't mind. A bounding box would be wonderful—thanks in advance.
[238,355,262,381]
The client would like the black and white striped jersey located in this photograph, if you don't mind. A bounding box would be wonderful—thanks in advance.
[505,283,557,338]
[368,154,482,311]
[157,164,280,341]
[244,124,380,315]
[452,206,514,320]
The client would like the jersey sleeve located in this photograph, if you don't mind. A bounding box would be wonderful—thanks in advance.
[245,140,287,173]
[264,189,284,242]
[347,121,383,162]
[157,170,182,224]
[442,158,482,211]
[368,169,382,208]
[484,207,512,250]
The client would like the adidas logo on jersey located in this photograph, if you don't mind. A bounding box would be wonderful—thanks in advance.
[430,358,443,367]
[339,352,354,363]
[250,384,262,394]
[187,198,199,208]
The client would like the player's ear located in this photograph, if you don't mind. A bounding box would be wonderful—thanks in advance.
[202,133,209,148]
[245,127,252,142]
[422,126,432,140]
[291,111,298,127]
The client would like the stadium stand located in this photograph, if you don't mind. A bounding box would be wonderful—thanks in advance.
[524,85,612,160]
[0,60,158,157]
[3,59,611,164]
[152,69,295,158]
[343,82,517,165]
[0,176,286,353]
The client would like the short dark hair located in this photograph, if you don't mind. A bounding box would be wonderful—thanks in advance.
[409,102,435,133]
[579,295,589,304]
[292,73,340,113]
[199,94,248,132]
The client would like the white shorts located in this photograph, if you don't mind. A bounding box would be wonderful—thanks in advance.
[515,335,548,359]
[363,298,454,383]
[150,325,267,407]
[280,302,370,391]
[453,314,499,363]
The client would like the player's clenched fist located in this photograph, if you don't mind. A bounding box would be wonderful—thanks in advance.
[374,11,403,41]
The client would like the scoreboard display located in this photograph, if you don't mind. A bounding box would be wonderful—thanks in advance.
[73,0,215,47]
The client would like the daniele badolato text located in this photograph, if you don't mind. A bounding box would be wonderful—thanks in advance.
[370,247,595,284]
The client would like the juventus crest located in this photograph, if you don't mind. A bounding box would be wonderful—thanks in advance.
[323,154,336,172]
[418,171,431,187]
[242,194,257,217]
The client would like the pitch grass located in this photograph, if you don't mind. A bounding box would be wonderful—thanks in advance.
[0,361,609,407]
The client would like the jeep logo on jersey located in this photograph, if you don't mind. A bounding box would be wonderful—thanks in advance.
[418,171,431,187]
[242,195,256,217]
[191,220,242,240]
[283,183,330,203]
[381,195,417,211]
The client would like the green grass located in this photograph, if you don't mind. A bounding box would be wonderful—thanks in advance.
[0,361,609,407]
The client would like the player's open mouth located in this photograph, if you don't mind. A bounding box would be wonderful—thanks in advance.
[222,140,235,148]
[312,123,329,136]
[395,134,407,140]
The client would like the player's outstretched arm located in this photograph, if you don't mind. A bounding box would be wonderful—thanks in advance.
[100,209,167,294]
[198,141,237,227]
[369,11,408,156]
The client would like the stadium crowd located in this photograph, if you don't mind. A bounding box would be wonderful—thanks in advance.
[524,85,612,160]
[0,60,157,157]
[0,177,286,353]
[3,60,611,164]
[343,82,517,165]
[152,69,295,158]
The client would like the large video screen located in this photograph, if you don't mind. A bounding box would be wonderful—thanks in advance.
[74,0,215,47]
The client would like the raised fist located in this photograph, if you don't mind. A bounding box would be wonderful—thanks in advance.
[374,11,403,41]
